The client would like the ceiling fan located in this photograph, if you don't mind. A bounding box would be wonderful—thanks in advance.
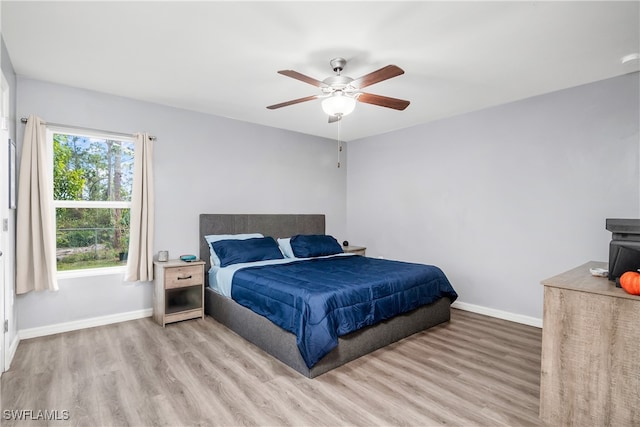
[267,57,410,123]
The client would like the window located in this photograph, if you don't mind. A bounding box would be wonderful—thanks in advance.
[50,129,135,272]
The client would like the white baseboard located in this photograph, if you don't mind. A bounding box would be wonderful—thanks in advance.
[451,301,542,328]
[19,308,153,340]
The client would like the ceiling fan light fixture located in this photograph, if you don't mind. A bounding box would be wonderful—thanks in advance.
[322,93,356,117]
[267,58,409,120]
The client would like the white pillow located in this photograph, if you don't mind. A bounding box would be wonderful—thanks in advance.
[277,237,295,258]
[205,233,264,266]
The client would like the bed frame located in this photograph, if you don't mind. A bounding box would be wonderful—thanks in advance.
[199,214,451,378]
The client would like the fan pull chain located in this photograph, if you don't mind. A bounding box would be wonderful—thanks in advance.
[337,118,342,168]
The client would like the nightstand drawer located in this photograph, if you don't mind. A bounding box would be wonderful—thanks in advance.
[343,245,366,256]
[165,265,203,289]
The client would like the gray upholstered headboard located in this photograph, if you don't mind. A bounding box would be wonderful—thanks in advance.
[199,214,325,274]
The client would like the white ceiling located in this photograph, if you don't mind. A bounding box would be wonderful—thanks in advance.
[2,1,639,141]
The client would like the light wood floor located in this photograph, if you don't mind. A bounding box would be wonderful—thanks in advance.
[2,309,544,427]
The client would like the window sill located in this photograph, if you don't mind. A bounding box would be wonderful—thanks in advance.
[57,266,126,280]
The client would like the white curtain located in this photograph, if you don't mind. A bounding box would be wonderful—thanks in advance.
[16,115,58,294]
[125,132,155,282]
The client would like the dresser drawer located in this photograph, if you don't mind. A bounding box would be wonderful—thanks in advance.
[165,264,203,289]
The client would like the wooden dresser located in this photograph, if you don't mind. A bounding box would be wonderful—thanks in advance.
[540,261,640,426]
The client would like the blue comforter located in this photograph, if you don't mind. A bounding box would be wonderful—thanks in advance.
[230,255,458,368]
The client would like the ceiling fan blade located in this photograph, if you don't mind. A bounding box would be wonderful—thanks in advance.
[266,95,319,110]
[357,93,410,110]
[351,65,405,89]
[278,70,328,88]
[328,115,342,124]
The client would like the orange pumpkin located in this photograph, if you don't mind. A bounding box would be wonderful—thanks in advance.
[620,271,640,295]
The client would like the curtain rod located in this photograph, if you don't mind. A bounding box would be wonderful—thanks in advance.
[20,117,156,141]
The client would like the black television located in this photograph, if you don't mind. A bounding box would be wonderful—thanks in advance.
[606,218,640,285]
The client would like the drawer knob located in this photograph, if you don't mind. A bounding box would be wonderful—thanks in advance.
[177,275,193,280]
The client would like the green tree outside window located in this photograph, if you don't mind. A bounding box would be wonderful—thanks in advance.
[52,132,135,271]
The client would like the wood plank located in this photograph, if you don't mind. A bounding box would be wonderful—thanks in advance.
[1,309,544,426]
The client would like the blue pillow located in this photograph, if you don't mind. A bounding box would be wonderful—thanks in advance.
[211,236,284,267]
[204,233,264,266]
[290,234,344,258]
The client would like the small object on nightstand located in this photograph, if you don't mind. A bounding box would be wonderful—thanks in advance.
[158,250,169,262]
[180,254,197,262]
[343,240,349,247]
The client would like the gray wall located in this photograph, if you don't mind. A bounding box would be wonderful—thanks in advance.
[347,72,640,321]
[15,77,347,330]
[13,70,640,330]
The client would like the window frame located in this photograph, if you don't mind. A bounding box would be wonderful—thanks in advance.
[47,127,135,277]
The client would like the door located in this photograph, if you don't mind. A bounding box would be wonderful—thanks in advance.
[0,72,8,373]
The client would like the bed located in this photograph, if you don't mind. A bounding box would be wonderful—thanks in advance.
[200,213,457,378]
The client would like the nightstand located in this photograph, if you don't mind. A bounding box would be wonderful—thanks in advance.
[343,245,366,256]
[153,259,205,326]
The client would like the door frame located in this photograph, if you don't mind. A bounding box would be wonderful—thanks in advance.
[0,70,9,373]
